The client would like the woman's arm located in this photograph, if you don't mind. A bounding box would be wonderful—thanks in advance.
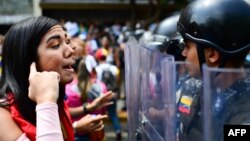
[36,102,63,140]
[0,103,64,141]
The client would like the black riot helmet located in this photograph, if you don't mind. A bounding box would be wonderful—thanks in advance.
[154,13,180,37]
[178,0,250,69]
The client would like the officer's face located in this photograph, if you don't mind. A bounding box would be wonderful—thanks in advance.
[182,41,201,77]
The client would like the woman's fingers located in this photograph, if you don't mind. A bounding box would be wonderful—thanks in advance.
[89,115,107,131]
[29,62,37,79]
[103,101,114,107]
[101,91,115,99]
[93,124,104,132]
[28,62,60,103]
[92,115,108,121]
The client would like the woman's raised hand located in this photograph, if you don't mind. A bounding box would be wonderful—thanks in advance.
[88,91,115,111]
[75,114,107,133]
[28,62,61,104]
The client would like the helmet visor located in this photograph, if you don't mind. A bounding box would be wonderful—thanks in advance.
[167,31,185,61]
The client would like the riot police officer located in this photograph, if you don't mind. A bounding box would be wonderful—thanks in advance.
[176,0,250,140]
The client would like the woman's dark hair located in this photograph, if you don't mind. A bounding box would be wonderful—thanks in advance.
[0,16,59,125]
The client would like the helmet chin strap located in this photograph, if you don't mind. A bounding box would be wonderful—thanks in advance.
[218,57,227,69]
[196,44,206,77]
[215,56,227,77]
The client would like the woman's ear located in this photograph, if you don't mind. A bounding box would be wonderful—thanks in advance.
[205,48,220,64]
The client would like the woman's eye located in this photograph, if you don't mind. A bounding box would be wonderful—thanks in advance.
[66,39,71,44]
[51,44,60,49]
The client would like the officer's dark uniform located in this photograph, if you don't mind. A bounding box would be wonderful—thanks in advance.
[177,76,250,141]
[176,77,203,141]
[212,76,250,140]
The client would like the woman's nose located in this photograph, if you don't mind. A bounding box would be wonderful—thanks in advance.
[182,47,187,57]
[64,43,75,57]
[70,42,76,50]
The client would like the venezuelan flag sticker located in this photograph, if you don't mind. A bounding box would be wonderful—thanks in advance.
[178,95,193,114]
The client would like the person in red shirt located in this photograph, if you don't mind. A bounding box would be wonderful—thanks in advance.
[0,16,108,141]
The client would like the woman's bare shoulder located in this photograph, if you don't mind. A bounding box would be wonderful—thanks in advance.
[0,106,12,120]
[0,107,23,140]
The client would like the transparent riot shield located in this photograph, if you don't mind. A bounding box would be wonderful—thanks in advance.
[125,36,142,141]
[139,43,175,141]
[203,65,250,141]
[125,35,176,141]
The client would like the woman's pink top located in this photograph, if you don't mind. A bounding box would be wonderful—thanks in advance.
[65,78,108,122]
[16,103,64,141]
